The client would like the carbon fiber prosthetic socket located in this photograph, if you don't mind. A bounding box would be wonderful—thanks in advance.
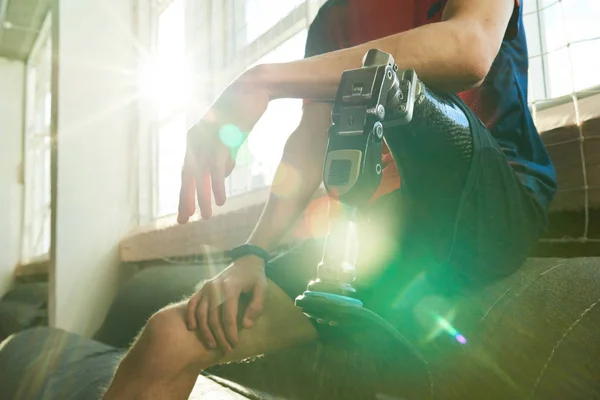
[412,82,473,163]
[384,81,475,198]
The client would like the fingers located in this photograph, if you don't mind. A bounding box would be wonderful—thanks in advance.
[186,292,199,330]
[196,297,215,349]
[187,291,216,349]
[177,154,196,224]
[243,279,267,329]
[189,274,263,353]
[196,170,213,220]
[221,292,239,347]
[184,125,213,220]
[210,162,227,207]
[199,281,236,353]
[208,299,232,354]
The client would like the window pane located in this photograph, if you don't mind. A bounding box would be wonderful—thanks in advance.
[524,13,542,57]
[155,0,188,120]
[153,0,193,217]
[539,2,568,53]
[23,17,52,261]
[526,0,600,102]
[44,91,51,128]
[539,0,559,10]
[544,47,572,98]
[226,29,307,196]
[562,0,600,43]
[528,56,546,102]
[157,114,187,217]
[522,0,537,16]
[242,0,305,44]
[570,39,600,93]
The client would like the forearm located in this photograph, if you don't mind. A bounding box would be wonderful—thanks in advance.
[254,19,496,100]
[246,181,319,252]
[246,150,323,252]
[245,103,331,251]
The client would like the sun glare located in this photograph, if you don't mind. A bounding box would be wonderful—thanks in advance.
[138,0,191,119]
[138,54,192,116]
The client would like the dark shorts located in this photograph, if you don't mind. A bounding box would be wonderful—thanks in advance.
[265,94,547,336]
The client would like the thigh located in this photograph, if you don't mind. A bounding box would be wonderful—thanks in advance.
[380,94,546,291]
[170,277,318,367]
[264,239,323,301]
[437,121,547,289]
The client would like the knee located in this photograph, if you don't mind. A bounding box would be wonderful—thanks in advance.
[144,307,182,344]
[137,306,212,369]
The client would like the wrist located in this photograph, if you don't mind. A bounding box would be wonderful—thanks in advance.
[242,63,275,101]
[244,238,272,253]
[226,243,270,266]
[233,254,266,270]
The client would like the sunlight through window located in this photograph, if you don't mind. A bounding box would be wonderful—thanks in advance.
[225,30,308,196]
[22,15,52,262]
[151,0,190,217]
[148,0,600,219]
[524,0,600,103]
[242,0,305,44]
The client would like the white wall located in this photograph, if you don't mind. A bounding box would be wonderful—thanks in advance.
[0,58,24,298]
[53,0,138,336]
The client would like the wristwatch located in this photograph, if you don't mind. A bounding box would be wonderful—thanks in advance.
[225,244,270,264]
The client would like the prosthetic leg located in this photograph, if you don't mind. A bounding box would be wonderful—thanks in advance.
[295,49,473,376]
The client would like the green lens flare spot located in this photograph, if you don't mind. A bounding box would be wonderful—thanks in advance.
[219,124,245,149]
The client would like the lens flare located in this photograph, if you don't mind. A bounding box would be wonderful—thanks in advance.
[455,334,467,344]
[218,124,245,149]
[271,162,301,198]
[301,196,330,239]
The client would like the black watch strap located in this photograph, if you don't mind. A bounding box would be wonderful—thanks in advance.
[225,244,270,264]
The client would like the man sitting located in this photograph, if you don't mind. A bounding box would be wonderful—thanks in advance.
[102,0,556,398]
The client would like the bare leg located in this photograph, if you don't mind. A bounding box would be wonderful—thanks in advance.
[101,280,317,400]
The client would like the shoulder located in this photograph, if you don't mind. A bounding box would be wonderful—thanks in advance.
[311,0,349,24]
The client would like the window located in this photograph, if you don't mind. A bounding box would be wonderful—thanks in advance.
[147,0,599,218]
[145,0,190,217]
[145,0,319,217]
[226,30,308,196]
[524,0,600,104]
[22,14,52,262]
[222,0,322,197]
[238,0,306,45]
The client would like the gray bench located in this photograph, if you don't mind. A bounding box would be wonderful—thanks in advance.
[1,257,598,400]
[96,257,600,400]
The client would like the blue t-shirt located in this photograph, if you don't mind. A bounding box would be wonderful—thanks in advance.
[305,0,557,210]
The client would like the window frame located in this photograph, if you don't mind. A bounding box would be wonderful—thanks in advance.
[526,0,600,110]
[147,0,190,218]
[21,12,53,264]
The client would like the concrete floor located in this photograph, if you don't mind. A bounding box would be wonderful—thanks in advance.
[190,375,250,399]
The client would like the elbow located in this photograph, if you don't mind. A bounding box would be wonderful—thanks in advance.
[464,64,489,90]
[460,48,493,90]
[464,57,491,89]
[458,25,499,89]
[466,57,493,89]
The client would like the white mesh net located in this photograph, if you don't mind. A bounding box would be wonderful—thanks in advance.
[527,0,600,244]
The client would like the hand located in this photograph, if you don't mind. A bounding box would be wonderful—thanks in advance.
[186,255,268,353]
[178,72,271,223]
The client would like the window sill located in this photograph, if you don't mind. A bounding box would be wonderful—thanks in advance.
[120,186,329,263]
[15,256,50,279]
